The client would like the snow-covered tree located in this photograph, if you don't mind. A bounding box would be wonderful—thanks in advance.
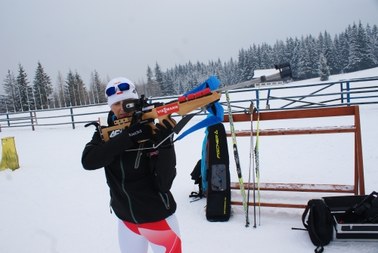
[55,72,66,108]
[154,63,165,96]
[345,22,376,72]
[145,65,161,97]
[319,53,330,81]
[238,48,254,81]
[89,70,105,104]
[33,62,52,109]
[370,25,378,64]
[74,72,88,105]
[2,70,17,112]
[296,37,313,79]
[356,22,376,70]
[65,70,76,106]
[16,64,31,111]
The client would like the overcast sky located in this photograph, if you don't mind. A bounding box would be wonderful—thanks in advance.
[1,0,377,88]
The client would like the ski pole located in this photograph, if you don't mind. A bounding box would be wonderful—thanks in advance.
[247,101,257,228]
[255,88,261,226]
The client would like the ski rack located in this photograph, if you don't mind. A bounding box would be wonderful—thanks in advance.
[224,105,365,209]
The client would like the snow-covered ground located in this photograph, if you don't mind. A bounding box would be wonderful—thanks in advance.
[1,68,378,253]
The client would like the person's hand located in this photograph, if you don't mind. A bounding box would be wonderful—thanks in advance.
[154,119,175,146]
[127,121,153,144]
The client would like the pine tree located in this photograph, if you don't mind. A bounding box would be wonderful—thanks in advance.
[16,64,31,111]
[345,23,361,72]
[272,40,287,66]
[260,43,274,69]
[296,37,313,79]
[33,62,52,109]
[89,70,106,104]
[66,70,76,106]
[288,38,301,79]
[238,48,254,82]
[371,25,378,65]
[56,72,66,108]
[75,72,87,105]
[356,22,376,70]
[319,53,330,81]
[2,70,17,112]
[145,66,154,96]
[285,37,297,65]
[335,32,350,73]
[221,58,241,86]
[320,31,337,75]
[154,63,164,96]
[306,35,319,77]
[345,22,376,72]
[145,65,161,96]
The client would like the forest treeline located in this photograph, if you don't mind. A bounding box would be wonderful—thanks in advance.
[1,21,377,113]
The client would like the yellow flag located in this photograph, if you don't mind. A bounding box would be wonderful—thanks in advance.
[0,137,20,171]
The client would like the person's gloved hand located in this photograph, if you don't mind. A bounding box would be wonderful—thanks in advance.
[127,121,153,144]
[154,119,175,146]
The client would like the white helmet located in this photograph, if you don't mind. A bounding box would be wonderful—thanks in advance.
[105,77,138,106]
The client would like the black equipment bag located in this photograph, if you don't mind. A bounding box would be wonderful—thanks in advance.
[302,199,334,253]
[189,159,204,200]
[323,191,378,240]
[205,123,231,222]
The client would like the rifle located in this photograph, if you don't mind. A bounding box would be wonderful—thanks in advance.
[101,87,221,141]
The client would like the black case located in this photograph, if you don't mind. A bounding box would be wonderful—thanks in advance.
[205,123,231,222]
[323,192,378,239]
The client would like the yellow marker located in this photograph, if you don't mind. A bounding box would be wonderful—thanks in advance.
[0,137,20,171]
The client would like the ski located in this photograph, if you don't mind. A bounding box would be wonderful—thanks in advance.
[225,91,249,227]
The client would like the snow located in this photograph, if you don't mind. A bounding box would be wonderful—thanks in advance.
[1,69,378,253]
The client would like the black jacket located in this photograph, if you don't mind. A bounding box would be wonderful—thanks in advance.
[81,125,177,224]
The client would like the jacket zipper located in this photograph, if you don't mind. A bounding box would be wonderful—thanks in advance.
[120,158,138,223]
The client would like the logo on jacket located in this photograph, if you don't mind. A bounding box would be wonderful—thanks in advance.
[110,129,123,138]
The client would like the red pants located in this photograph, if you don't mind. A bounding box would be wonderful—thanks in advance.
[118,215,182,253]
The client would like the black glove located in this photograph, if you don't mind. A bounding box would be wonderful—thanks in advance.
[128,121,153,144]
[154,119,175,146]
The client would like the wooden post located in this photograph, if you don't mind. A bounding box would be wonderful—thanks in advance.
[70,107,75,129]
[30,111,35,131]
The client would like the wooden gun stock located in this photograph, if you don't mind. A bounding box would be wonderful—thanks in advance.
[102,88,221,141]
